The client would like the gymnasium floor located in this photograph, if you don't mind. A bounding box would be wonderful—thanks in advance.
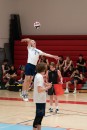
[0,90,87,130]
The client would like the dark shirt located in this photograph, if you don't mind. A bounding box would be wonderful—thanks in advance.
[73,73,80,80]
[4,64,9,70]
[48,70,58,84]
[8,69,16,75]
[77,59,86,65]
[59,60,64,65]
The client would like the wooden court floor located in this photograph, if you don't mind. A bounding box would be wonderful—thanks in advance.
[0,90,87,130]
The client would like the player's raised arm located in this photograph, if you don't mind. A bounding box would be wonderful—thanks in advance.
[21,38,31,46]
[42,52,59,60]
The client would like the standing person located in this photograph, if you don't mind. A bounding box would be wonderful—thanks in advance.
[46,62,63,113]
[21,38,59,101]
[33,63,52,130]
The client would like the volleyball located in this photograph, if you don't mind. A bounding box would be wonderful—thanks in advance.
[34,21,41,29]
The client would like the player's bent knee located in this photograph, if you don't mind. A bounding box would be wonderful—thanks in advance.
[33,116,43,128]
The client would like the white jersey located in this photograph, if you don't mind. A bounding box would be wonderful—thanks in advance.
[33,73,46,103]
[27,46,44,65]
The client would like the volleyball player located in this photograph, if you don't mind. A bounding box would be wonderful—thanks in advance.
[21,38,59,101]
[46,62,63,113]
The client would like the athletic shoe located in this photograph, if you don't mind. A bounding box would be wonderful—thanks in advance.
[49,108,53,112]
[64,89,69,94]
[5,82,9,87]
[73,90,76,94]
[55,109,59,114]
[23,95,29,102]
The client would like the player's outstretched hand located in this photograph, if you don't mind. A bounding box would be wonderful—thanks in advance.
[53,56,59,60]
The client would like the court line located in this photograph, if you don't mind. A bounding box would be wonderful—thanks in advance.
[61,108,87,115]
[0,97,87,105]
[0,102,87,115]
[0,102,87,117]
[0,98,87,130]
[0,112,57,129]
[0,110,85,129]
[0,110,51,122]
[55,125,84,130]
[0,110,86,129]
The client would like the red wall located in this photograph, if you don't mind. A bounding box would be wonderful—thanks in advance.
[14,35,87,68]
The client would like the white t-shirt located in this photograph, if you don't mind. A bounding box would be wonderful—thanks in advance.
[33,73,46,103]
[27,46,44,65]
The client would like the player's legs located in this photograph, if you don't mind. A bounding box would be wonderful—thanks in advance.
[21,63,36,101]
[21,75,33,101]
[22,75,33,92]
[37,125,41,130]
[73,80,78,94]
[26,76,33,91]
[49,95,53,112]
[33,116,43,130]
[33,103,45,130]
[54,95,59,113]
[33,127,37,130]
[65,81,72,93]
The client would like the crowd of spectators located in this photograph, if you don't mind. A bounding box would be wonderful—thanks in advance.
[1,54,86,93]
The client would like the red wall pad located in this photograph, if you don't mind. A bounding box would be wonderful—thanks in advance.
[14,35,87,68]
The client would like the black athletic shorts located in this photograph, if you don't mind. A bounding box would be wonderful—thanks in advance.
[48,85,56,95]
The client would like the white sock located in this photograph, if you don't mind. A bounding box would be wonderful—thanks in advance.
[26,90,28,95]
[74,88,76,91]
[66,87,69,91]
[22,90,26,95]
[56,106,59,110]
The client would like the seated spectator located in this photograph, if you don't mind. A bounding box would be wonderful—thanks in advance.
[38,55,49,69]
[5,65,17,86]
[76,54,86,74]
[2,59,10,75]
[63,56,74,77]
[64,68,84,94]
[2,59,10,85]
[56,56,64,75]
